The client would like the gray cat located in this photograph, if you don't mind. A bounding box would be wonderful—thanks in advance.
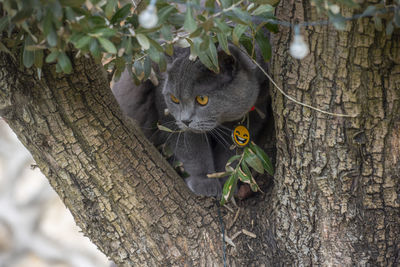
[112,45,270,197]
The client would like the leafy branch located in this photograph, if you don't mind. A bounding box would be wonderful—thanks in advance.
[215,141,274,205]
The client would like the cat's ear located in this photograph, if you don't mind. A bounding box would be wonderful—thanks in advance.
[218,44,257,73]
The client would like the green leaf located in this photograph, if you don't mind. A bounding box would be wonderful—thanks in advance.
[158,6,177,24]
[205,0,215,9]
[157,123,175,133]
[0,16,9,33]
[264,22,279,33]
[215,18,231,34]
[241,161,252,179]
[362,5,376,17]
[34,49,44,69]
[386,21,394,36]
[88,16,107,27]
[165,43,174,56]
[200,36,210,51]
[133,59,144,78]
[202,18,214,32]
[45,51,59,63]
[193,38,219,72]
[189,27,203,38]
[148,37,164,52]
[217,32,230,55]
[232,24,248,46]
[90,28,117,38]
[43,12,58,47]
[57,52,72,74]
[98,37,117,54]
[220,0,233,9]
[232,8,252,22]
[23,36,34,68]
[220,172,238,205]
[249,142,274,175]
[208,40,219,68]
[12,8,33,23]
[244,147,264,174]
[89,39,101,60]
[49,1,63,18]
[226,155,242,167]
[60,0,85,7]
[252,4,274,16]
[239,35,254,56]
[143,55,151,80]
[159,53,167,72]
[46,27,58,47]
[184,4,197,33]
[110,3,132,24]
[105,0,117,19]
[75,35,91,49]
[136,34,150,50]
[394,10,400,27]
[69,32,85,44]
[161,25,173,41]
[255,30,271,62]
[374,16,383,31]
[238,165,251,184]
[148,46,160,63]
[331,15,346,30]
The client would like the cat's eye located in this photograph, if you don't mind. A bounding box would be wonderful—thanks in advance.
[196,95,209,106]
[170,94,180,104]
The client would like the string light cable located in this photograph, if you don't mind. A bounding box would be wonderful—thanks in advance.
[134,2,399,117]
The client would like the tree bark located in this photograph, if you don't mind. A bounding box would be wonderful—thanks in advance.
[0,53,229,265]
[0,49,280,266]
[272,0,400,265]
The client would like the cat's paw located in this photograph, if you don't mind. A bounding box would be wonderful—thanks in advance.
[185,176,223,197]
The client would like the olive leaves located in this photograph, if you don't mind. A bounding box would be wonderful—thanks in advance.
[216,141,274,205]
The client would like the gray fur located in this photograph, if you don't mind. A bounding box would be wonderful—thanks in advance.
[112,45,269,197]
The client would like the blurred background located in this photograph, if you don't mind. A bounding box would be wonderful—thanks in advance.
[0,119,111,267]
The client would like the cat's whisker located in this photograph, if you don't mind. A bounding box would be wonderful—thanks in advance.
[145,120,178,142]
[172,131,182,163]
[210,130,230,150]
[203,132,211,150]
[215,126,231,138]
[217,124,232,132]
[183,132,189,151]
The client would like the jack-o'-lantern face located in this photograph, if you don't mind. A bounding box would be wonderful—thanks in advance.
[232,125,250,147]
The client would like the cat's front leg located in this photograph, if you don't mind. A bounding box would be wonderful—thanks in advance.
[170,132,223,197]
[185,175,225,197]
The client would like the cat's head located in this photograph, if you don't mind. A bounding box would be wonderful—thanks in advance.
[162,45,264,132]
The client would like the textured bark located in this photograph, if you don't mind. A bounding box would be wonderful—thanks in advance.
[0,53,228,266]
[272,0,400,265]
[0,51,278,266]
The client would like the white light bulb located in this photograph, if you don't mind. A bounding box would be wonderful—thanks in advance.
[139,5,158,29]
[289,34,309,59]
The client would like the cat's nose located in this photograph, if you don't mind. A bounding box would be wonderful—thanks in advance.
[182,119,192,126]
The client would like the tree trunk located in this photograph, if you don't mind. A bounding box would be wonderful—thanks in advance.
[0,1,399,266]
[271,0,400,265]
[0,51,278,266]
[0,53,230,266]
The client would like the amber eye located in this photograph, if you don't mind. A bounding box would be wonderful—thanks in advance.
[170,94,180,104]
[196,95,209,106]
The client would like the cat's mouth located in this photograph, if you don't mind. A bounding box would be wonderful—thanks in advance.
[177,120,216,132]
